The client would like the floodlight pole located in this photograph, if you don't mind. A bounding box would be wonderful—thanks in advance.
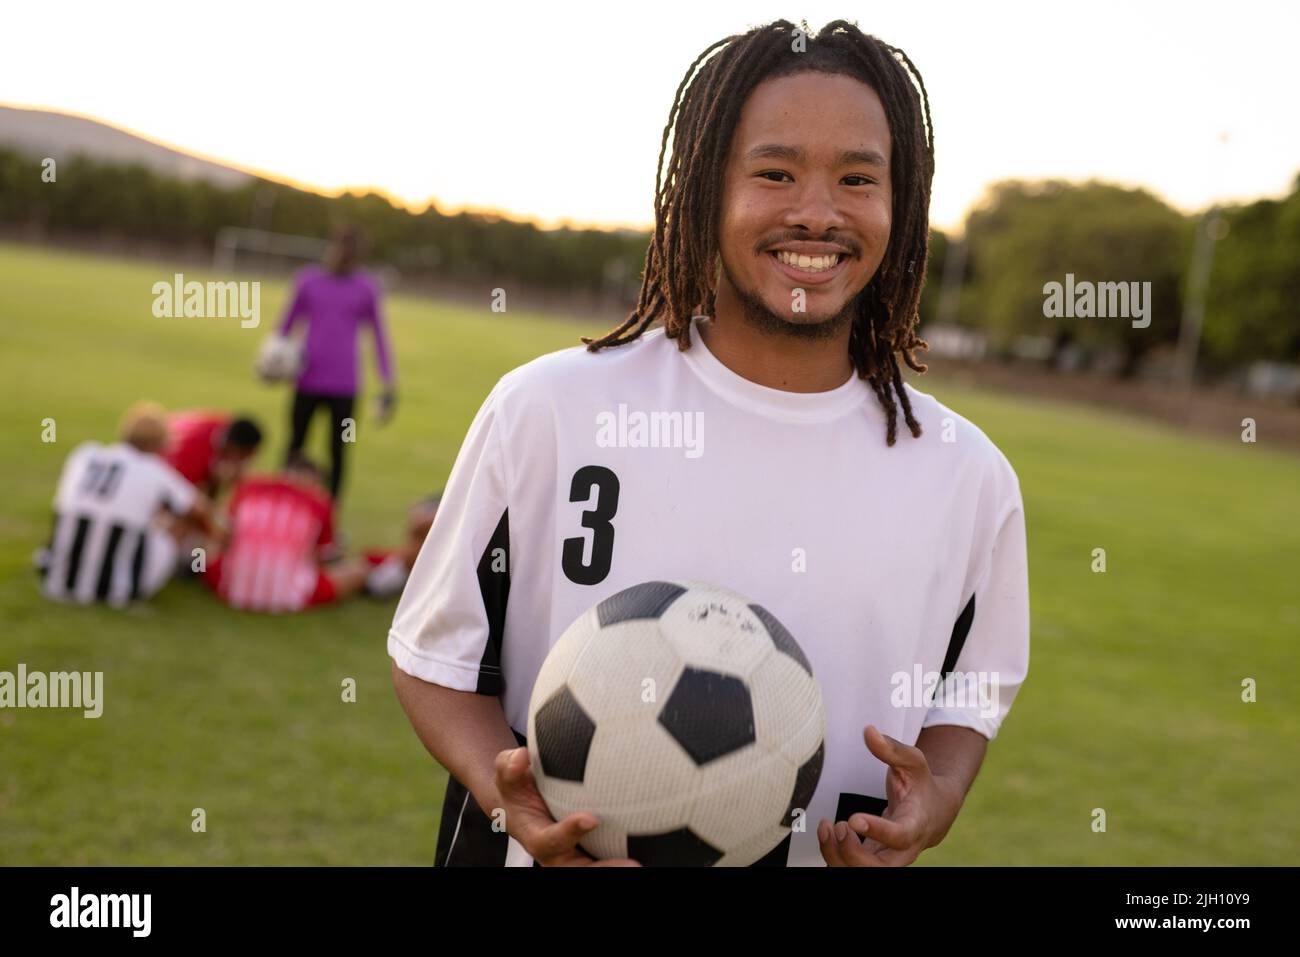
[1176,131,1231,412]
[1176,205,1222,397]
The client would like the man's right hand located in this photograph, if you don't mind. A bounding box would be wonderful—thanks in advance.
[492,746,641,867]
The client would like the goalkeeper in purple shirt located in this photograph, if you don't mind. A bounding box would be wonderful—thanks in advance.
[278,225,396,502]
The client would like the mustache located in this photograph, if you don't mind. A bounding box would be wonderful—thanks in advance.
[758,233,860,256]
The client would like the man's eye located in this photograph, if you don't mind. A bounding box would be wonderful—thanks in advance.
[843,175,877,187]
[758,171,792,182]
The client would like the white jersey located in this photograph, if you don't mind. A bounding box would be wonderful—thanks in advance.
[42,441,195,607]
[390,317,1030,867]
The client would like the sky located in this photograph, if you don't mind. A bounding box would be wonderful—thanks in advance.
[3,0,1298,233]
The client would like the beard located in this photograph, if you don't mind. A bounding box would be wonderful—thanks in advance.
[720,257,861,341]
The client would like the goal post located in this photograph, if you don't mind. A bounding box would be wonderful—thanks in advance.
[212,226,329,275]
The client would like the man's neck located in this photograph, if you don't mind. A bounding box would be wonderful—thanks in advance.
[702,290,855,394]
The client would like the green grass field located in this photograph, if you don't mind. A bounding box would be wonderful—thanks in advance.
[1,242,1296,865]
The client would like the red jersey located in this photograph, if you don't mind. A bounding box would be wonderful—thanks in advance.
[163,411,229,488]
[212,476,334,612]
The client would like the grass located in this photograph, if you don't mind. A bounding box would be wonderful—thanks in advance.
[1,241,1296,865]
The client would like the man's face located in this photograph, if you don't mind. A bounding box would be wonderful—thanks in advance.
[214,448,255,485]
[717,71,893,337]
[325,237,359,275]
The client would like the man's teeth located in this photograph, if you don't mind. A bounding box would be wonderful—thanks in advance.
[774,251,841,272]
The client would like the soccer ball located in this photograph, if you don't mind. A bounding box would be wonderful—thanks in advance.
[527,580,825,866]
[254,335,302,382]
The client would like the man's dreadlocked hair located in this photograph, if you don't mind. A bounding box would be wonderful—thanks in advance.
[581,19,935,445]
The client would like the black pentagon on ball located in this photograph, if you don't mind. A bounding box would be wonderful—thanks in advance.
[596,580,687,627]
[534,685,597,782]
[749,603,813,676]
[627,826,724,867]
[782,740,825,828]
[658,667,756,766]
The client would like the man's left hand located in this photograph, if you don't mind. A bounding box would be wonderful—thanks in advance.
[817,725,962,867]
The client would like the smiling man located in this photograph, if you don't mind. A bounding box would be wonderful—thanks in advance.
[390,19,1030,867]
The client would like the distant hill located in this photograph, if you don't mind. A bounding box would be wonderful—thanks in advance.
[0,105,253,189]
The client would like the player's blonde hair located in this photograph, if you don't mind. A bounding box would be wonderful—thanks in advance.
[119,401,169,453]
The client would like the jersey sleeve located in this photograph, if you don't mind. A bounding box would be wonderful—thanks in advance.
[922,481,1030,741]
[364,278,395,387]
[155,459,199,515]
[278,271,309,335]
[53,442,94,511]
[388,380,512,695]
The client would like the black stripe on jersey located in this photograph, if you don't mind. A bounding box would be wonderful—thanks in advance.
[835,792,889,821]
[941,593,976,677]
[435,776,505,867]
[474,508,510,696]
[436,728,527,866]
[64,515,92,593]
[94,524,126,601]
[129,530,148,600]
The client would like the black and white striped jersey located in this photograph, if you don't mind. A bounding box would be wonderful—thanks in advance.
[41,441,196,607]
[390,316,1030,867]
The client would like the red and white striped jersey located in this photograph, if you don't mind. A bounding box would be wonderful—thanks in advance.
[216,477,333,612]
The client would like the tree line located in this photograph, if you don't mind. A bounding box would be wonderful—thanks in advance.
[2,148,1296,378]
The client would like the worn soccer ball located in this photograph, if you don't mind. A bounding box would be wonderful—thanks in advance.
[254,334,302,382]
[527,580,825,866]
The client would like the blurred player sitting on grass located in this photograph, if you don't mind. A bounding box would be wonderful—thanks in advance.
[162,407,264,500]
[203,457,436,612]
[37,402,220,607]
[360,493,441,598]
[203,454,369,613]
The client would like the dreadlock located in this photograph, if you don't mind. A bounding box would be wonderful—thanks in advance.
[581,20,935,445]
